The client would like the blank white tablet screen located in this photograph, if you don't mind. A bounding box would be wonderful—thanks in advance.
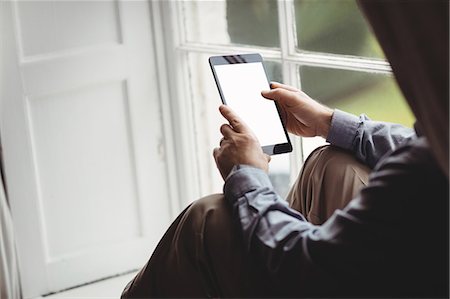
[214,62,287,147]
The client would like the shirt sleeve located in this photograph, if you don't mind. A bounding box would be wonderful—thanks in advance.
[224,165,309,251]
[326,109,416,168]
[224,165,343,296]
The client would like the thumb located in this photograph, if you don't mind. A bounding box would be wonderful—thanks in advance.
[261,88,299,107]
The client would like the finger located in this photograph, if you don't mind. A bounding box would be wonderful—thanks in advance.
[220,123,235,139]
[261,88,300,107]
[269,82,300,92]
[213,147,220,160]
[219,105,250,134]
[265,154,271,163]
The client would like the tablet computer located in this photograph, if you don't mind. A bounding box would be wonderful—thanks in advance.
[209,53,292,155]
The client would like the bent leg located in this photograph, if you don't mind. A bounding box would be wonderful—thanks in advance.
[287,145,371,225]
[121,194,269,298]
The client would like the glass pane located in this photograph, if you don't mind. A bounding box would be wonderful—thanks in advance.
[294,0,384,58]
[300,66,415,127]
[302,136,327,162]
[182,0,280,48]
[268,154,291,199]
[187,54,223,198]
[187,53,290,200]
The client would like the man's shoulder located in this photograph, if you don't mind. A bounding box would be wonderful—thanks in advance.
[367,136,447,200]
[374,136,439,174]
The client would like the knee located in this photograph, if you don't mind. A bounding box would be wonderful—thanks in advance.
[305,145,351,168]
[188,194,229,222]
[301,145,371,201]
[181,193,232,234]
[302,145,370,180]
[289,145,371,223]
[192,193,226,210]
[178,193,237,255]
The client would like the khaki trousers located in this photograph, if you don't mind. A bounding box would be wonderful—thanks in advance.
[121,145,370,298]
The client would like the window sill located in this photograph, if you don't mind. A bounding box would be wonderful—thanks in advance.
[35,272,137,299]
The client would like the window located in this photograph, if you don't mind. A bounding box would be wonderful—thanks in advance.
[157,0,414,206]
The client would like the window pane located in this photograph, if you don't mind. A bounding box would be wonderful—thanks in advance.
[299,66,415,128]
[182,0,280,48]
[186,53,290,200]
[187,54,224,198]
[268,154,291,199]
[294,0,384,58]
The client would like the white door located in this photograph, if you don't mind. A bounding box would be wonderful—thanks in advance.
[0,1,172,297]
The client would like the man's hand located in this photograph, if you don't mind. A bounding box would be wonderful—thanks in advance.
[213,105,270,180]
[261,82,333,138]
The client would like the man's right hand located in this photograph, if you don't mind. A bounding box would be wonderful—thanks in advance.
[261,82,333,139]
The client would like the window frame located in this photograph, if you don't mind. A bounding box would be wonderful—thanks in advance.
[152,0,393,212]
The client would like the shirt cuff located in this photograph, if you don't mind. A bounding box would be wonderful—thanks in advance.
[326,109,360,150]
[224,165,273,202]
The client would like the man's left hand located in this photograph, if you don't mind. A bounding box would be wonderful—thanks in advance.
[213,105,270,180]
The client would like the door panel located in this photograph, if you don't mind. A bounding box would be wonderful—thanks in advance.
[29,80,141,258]
[1,1,172,297]
[16,1,121,57]
[21,46,128,96]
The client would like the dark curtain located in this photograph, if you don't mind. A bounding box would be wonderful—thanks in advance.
[0,137,8,203]
[358,0,449,177]
[0,139,22,298]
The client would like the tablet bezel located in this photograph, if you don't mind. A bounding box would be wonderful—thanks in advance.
[209,53,292,155]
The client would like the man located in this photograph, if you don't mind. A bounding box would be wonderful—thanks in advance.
[122,1,448,297]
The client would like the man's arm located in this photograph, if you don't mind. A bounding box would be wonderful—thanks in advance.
[223,165,340,295]
[326,110,416,168]
[261,82,416,168]
[214,103,406,296]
